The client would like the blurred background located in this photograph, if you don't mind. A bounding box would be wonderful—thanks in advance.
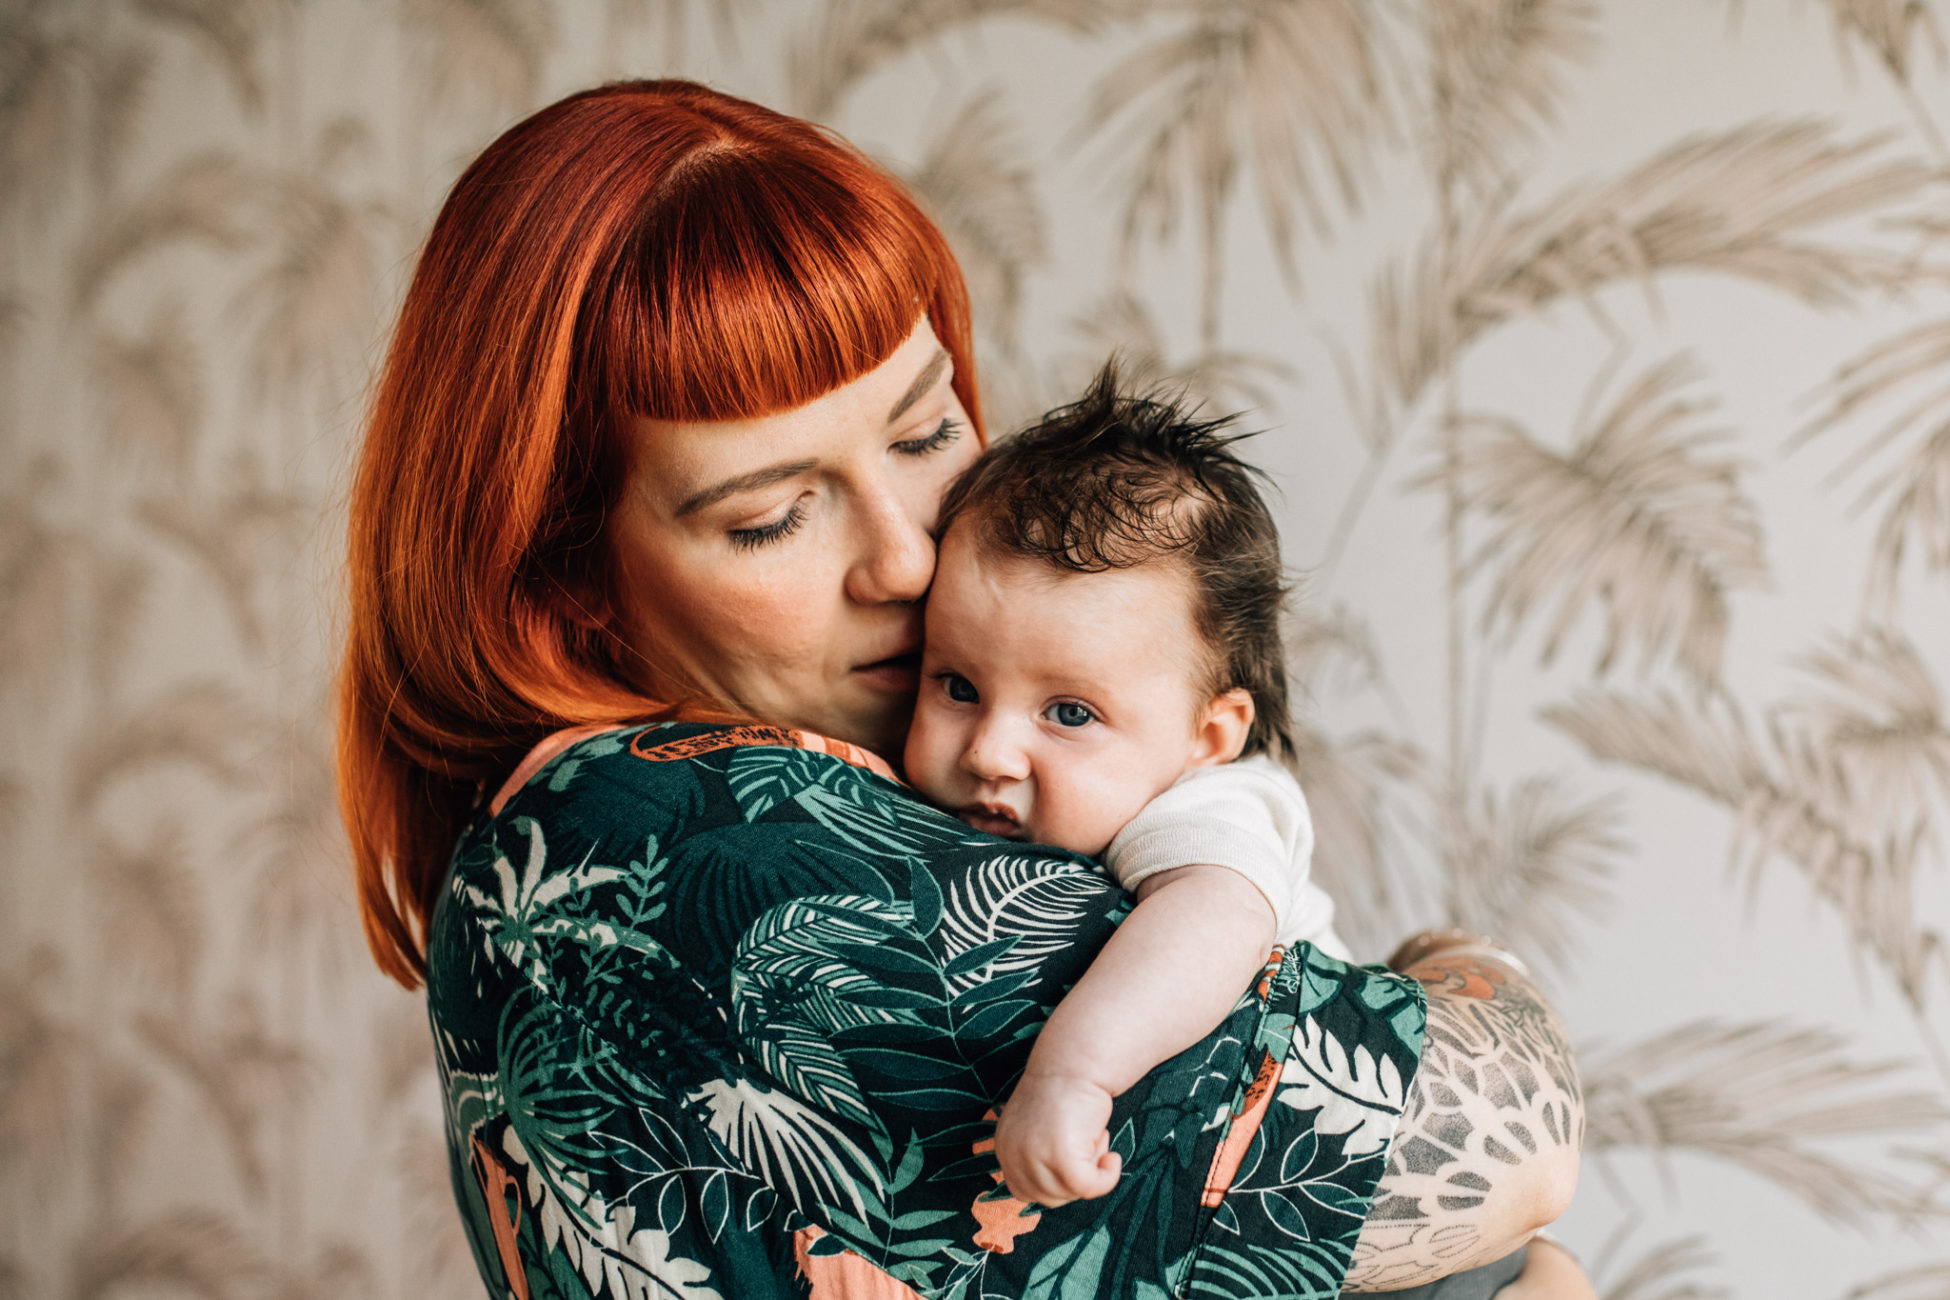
[3,0,1949,1295]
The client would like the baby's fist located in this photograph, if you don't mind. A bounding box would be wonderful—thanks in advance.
[993,1073,1121,1208]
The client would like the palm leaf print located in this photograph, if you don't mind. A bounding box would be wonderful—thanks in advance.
[235,711,357,960]
[402,0,556,118]
[1545,687,1944,1013]
[732,896,910,1127]
[1286,720,1422,956]
[93,295,205,480]
[1375,120,1932,413]
[0,463,90,696]
[69,680,271,813]
[688,1075,883,1219]
[903,89,1049,354]
[0,21,149,219]
[1438,355,1769,685]
[1440,775,1622,976]
[133,997,310,1194]
[132,0,281,116]
[1776,628,1950,846]
[1071,290,1297,414]
[1796,315,1950,610]
[394,1122,483,1297]
[1582,1019,1948,1227]
[1081,0,1402,339]
[0,949,93,1188]
[1814,0,1946,84]
[1846,1261,1950,1299]
[234,118,396,413]
[602,0,748,64]
[71,150,258,312]
[70,1208,266,1300]
[788,0,1113,121]
[87,1059,155,1221]
[136,451,313,655]
[938,852,1115,982]
[1429,0,1600,193]
[92,821,204,1006]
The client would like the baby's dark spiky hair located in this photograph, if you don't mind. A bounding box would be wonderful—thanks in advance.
[936,364,1293,758]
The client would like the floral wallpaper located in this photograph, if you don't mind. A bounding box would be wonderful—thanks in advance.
[3,1,1948,1297]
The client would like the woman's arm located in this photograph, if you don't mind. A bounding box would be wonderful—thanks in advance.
[1342,938,1583,1292]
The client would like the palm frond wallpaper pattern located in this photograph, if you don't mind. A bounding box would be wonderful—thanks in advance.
[2,1,1948,1296]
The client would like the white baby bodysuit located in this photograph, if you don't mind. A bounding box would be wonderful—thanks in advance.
[1103,755,1351,960]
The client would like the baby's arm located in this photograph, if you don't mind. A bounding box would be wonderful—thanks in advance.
[993,864,1276,1206]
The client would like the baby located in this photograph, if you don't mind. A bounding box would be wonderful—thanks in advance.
[902,368,1348,1208]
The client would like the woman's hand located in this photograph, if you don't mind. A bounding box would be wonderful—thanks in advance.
[993,1071,1122,1207]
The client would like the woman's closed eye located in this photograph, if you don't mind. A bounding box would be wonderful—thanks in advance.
[892,417,963,457]
[727,499,808,551]
[1044,701,1095,728]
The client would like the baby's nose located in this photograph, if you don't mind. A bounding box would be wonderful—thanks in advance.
[962,718,1030,782]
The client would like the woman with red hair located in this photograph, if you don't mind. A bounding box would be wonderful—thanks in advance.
[340,81,1587,1299]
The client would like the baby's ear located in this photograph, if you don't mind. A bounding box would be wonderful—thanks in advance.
[1190,688,1254,768]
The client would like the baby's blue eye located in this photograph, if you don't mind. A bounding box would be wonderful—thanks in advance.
[943,674,978,703]
[1047,701,1095,728]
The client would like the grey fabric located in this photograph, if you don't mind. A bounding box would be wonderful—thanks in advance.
[1362,1246,1529,1299]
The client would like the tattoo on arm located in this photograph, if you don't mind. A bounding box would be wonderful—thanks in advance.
[1341,951,1583,1293]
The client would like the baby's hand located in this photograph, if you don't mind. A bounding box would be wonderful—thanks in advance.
[993,1072,1121,1207]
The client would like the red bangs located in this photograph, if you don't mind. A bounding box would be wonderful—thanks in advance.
[589,144,941,422]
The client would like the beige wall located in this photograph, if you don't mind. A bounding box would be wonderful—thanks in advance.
[3,1,1948,1295]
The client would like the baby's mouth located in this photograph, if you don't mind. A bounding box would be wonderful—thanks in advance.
[957,803,1023,838]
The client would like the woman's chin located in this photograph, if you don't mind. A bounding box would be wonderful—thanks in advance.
[824,685,915,763]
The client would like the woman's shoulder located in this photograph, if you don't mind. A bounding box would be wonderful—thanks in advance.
[442,720,1111,976]
[485,719,902,820]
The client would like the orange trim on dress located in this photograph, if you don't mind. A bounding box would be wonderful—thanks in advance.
[490,718,905,819]
[1202,1049,1282,1210]
[630,723,900,781]
[470,1133,532,1300]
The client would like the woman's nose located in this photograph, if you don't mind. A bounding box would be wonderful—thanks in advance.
[846,482,935,606]
[961,714,1029,783]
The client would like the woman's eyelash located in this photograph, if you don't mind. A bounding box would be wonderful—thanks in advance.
[893,418,962,457]
[728,502,807,551]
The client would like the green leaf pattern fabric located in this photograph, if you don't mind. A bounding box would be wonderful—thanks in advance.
[426,723,1429,1299]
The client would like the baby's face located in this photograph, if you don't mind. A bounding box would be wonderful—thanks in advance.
[903,526,1231,857]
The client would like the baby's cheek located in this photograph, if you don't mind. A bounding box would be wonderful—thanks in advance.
[1067,759,1171,858]
[1043,772,1134,860]
[901,699,953,801]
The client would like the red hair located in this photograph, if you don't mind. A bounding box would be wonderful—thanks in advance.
[339,80,982,987]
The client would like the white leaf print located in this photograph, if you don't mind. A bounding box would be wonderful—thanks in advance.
[1276,1015,1407,1158]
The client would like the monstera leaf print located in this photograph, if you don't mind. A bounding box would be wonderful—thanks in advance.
[1276,1016,1409,1159]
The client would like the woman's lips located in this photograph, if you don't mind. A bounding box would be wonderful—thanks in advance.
[852,651,920,691]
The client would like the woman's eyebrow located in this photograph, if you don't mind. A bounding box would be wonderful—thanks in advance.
[886,349,951,424]
[675,459,817,517]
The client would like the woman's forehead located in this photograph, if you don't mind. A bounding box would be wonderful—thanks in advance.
[621,319,953,498]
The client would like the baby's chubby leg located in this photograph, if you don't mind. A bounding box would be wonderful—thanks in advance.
[993,864,1276,1207]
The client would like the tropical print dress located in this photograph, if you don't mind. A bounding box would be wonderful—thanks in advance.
[427,721,1430,1300]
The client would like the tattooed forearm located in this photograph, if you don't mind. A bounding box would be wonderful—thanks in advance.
[1341,945,1583,1293]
